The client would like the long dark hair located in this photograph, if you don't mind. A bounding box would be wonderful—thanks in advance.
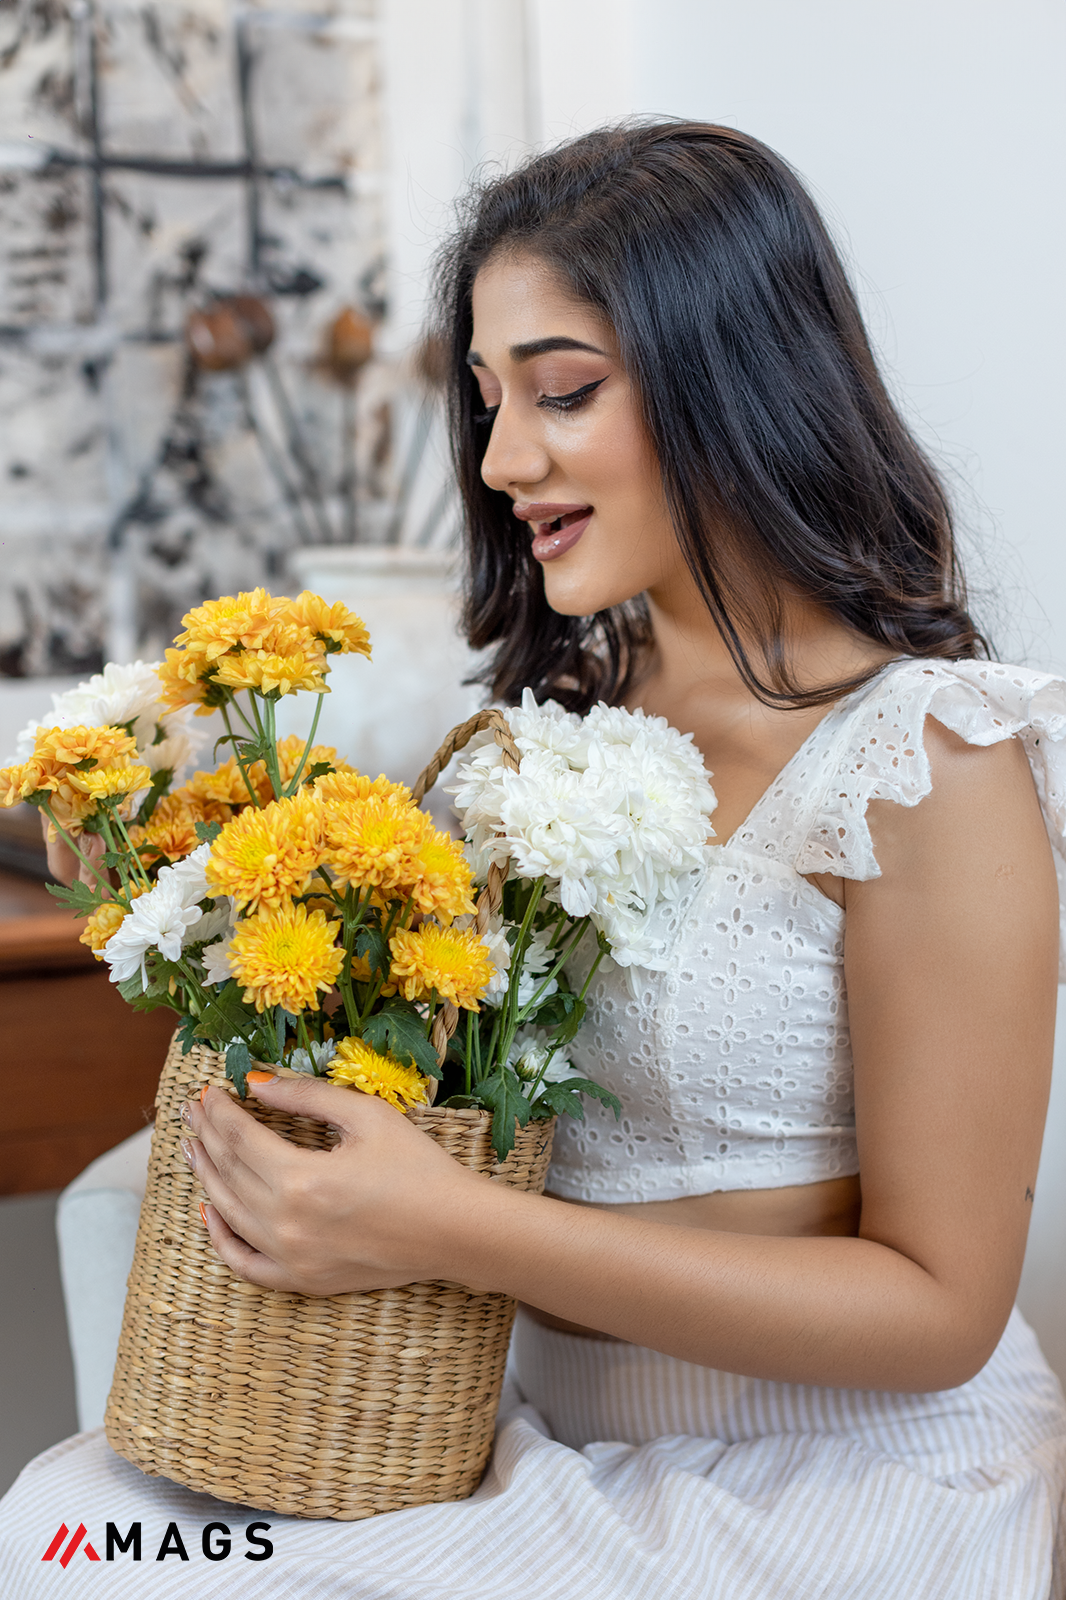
[433,121,986,711]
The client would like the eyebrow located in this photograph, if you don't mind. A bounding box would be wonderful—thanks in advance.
[465,336,610,367]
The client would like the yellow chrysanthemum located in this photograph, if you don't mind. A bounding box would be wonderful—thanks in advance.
[324,793,425,893]
[328,1037,428,1111]
[388,924,493,1010]
[128,795,203,863]
[6,759,98,835]
[274,734,343,786]
[0,759,51,808]
[206,788,325,912]
[157,644,218,715]
[213,647,329,698]
[286,591,372,658]
[398,828,477,923]
[313,769,410,806]
[79,899,128,956]
[174,588,289,660]
[33,724,138,768]
[230,902,343,1014]
[71,762,151,801]
[177,757,261,812]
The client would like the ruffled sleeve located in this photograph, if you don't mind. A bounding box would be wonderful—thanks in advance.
[794,658,1066,976]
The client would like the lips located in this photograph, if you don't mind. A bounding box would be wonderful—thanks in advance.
[512,502,594,563]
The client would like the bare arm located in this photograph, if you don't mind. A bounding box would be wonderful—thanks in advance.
[184,719,1057,1392]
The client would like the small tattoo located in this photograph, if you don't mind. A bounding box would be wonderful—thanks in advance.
[1025,1186,1035,1203]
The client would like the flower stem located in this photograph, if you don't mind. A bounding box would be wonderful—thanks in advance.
[260,697,284,802]
[108,808,153,890]
[38,801,113,894]
[220,705,263,808]
[283,692,325,797]
[515,915,591,1026]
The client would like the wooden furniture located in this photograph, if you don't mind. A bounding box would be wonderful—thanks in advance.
[0,868,175,1195]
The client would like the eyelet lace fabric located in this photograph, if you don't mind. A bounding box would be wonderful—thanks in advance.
[548,657,1066,1203]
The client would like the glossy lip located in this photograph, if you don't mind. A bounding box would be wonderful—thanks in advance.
[512,501,591,524]
[530,511,592,562]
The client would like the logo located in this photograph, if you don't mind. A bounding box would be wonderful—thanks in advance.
[40,1520,273,1563]
[42,1526,101,1566]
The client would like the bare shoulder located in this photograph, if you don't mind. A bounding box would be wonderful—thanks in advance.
[862,714,1054,891]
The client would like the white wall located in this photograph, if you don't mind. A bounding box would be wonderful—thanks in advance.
[383,0,1066,668]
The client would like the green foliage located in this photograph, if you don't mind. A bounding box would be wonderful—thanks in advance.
[302,761,334,783]
[46,879,100,916]
[360,1003,442,1080]
[176,1014,200,1054]
[226,1040,251,1098]
[194,820,223,845]
[136,768,172,826]
[354,924,389,978]
[476,1067,532,1160]
[530,1077,621,1123]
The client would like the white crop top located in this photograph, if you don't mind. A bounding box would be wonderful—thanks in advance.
[546,658,1066,1204]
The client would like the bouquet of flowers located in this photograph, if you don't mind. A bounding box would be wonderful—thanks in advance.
[441,688,718,1151]
[0,590,710,1163]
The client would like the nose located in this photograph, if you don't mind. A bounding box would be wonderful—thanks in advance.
[479,400,550,498]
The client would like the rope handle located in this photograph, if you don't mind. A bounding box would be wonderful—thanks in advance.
[412,709,521,1070]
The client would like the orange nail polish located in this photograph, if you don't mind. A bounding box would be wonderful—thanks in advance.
[198,1200,209,1227]
[247,1069,276,1084]
[199,1084,209,1104]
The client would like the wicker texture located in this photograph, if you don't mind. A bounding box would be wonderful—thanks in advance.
[105,710,553,1520]
[105,1033,554,1518]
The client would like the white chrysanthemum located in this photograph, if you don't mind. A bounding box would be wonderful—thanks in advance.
[508,1028,574,1088]
[164,841,213,903]
[102,878,204,988]
[289,1039,337,1076]
[10,660,205,777]
[200,929,236,986]
[450,690,716,971]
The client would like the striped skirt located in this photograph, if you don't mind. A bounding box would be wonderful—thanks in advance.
[1,1306,1064,1598]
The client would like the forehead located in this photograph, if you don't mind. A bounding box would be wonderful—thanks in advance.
[470,252,614,356]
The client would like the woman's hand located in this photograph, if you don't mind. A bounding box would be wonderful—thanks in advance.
[41,812,105,888]
[179,1074,484,1295]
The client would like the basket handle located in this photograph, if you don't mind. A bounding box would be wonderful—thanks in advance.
[412,709,520,1070]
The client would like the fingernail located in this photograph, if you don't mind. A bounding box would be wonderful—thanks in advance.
[198,1200,209,1228]
[199,1084,209,1105]
[180,1137,197,1169]
[247,1070,276,1084]
[180,1102,193,1126]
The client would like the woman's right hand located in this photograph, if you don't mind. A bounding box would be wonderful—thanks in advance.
[42,812,105,888]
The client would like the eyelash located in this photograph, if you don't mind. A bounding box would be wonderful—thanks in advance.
[473,377,606,427]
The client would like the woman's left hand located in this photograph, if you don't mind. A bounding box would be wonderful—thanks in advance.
[179,1075,481,1295]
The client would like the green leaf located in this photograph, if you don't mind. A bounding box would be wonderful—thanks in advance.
[302,761,334,784]
[530,1077,622,1123]
[476,1068,532,1161]
[359,1004,442,1079]
[354,925,389,978]
[176,1014,199,1054]
[226,1040,251,1099]
[102,851,125,869]
[440,1094,482,1109]
[194,820,223,845]
[46,880,101,916]
[136,768,172,826]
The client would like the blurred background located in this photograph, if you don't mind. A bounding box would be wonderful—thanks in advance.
[1,0,1064,1494]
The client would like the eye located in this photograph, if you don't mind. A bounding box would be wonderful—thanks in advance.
[473,405,499,428]
[537,377,606,414]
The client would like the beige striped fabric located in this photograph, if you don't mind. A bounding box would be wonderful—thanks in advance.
[1,1306,1063,1598]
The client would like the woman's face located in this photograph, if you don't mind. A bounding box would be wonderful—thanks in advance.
[469,252,687,617]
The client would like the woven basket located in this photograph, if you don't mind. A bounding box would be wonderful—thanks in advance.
[104,710,552,1520]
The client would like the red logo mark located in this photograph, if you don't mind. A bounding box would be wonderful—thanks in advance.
[42,1524,101,1566]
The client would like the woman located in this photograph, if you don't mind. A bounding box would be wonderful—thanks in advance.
[5,122,1065,1598]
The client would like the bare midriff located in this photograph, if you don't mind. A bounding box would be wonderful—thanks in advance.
[519,1174,862,1338]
